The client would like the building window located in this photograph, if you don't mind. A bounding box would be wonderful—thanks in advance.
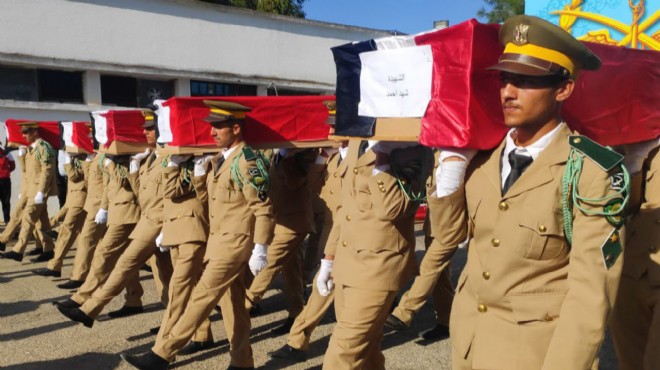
[267,87,320,96]
[102,75,174,107]
[0,65,38,101]
[190,80,256,96]
[38,69,84,103]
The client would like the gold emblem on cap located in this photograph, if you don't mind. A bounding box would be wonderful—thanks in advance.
[513,24,530,46]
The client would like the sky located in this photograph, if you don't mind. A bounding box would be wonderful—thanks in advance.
[303,0,489,35]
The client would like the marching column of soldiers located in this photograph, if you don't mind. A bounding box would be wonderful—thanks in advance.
[1,15,659,370]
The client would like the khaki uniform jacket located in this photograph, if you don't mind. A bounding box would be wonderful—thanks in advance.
[25,139,57,199]
[270,151,316,235]
[331,143,418,292]
[430,124,624,370]
[321,151,348,257]
[192,142,275,261]
[129,153,164,243]
[162,159,209,246]
[623,147,660,285]
[63,160,88,209]
[100,156,141,226]
[83,155,106,214]
[16,153,28,197]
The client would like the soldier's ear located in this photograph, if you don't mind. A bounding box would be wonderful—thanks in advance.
[555,79,574,103]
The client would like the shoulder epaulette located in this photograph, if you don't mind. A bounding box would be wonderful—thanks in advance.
[242,146,257,161]
[568,135,623,172]
[36,140,55,163]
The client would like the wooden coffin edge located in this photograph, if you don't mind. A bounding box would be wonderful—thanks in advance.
[64,145,92,155]
[97,141,150,155]
[249,140,340,150]
[331,117,421,142]
[156,145,223,156]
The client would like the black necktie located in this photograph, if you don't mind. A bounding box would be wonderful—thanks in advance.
[358,140,368,158]
[214,156,225,176]
[502,150,533,194]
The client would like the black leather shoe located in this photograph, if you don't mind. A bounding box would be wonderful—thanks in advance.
[384,314,408,331]
[419,324,450,341]
[31,250,54,263]
[141,263,152,272]
[271,317,295,335]
[44,229,59,240]
[107,305,144,318]
[57,280,83,290]
[0,251,23,262]
[53,298,81,309]
[248,303,262,317]
[0,241,5,251]
[268,344,307,362]
[178,340,214,355]
[32,268,61,277]
[121,351,169,370]
[149,326,161,335]
[26,247,43,256]
[226,366,254,370]
[56,305,94,328]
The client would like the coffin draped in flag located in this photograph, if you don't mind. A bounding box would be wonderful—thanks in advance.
[563,44,660,146]
[332,19,508,149]
[90,110,149,154]
[156,96,335,152]
[3,119,62,149]
[59,121,94,154]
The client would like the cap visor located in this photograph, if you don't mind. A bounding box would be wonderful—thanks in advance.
[487,61,556,77]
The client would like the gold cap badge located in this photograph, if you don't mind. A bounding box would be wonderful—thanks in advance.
[513,24,530,46]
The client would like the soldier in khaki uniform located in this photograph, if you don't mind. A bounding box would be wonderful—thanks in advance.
[122,103,275,370]
[54,151,143,315]
[0,122,57,262]
[322,140,423,370]
[386,150,455,340]
[33,152,88,277]
[0,146,48,253]
[244,147,317,332]
[270,142,348,362]
[432,15,627,370]
[56,118,173,327]
[56,152,109,290]
[610,141,660,370]
[151,153,212,354]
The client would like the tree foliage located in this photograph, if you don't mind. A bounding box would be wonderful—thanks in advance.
[201,0,306,18]
[477,0,525,24]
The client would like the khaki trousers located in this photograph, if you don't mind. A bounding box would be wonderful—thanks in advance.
[246,232,306,318]
[391,239,454,326]
[303,213,330,280]
[150,252,174,306]
[323,284,397,370]
[47,207,86,272]
[70,213,107,281]
[287,270,335,351]
[71,223,141,306]
[0,195,27,242]
[156,242,211,346]
[80,235,172,319]
[153,235,253,368]
[11,202,54,254]
[610,274,660,370]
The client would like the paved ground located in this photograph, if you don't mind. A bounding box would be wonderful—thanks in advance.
[0,228,619,369]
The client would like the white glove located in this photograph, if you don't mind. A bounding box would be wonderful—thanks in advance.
[85,154,94,162]
[64,153,72,165]
[316,259,335,296]
[193,155,214,177]
[159,245,170,252]
[95,208,108,224]
[248,243,268,276]
[155,232,163,248]
[17,146,27,157]
[167,155,190,168]
[18,193,21,199]
[130,148,151,174]
[104,158,112,167]
[624,137,660,174]
[34,192,44,205]
[434,148,477,198]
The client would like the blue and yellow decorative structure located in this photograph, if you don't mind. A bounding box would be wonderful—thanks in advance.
[527,0,660,50]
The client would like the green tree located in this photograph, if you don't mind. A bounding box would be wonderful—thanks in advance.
[201,0,306,18]
[477,0,524,23]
